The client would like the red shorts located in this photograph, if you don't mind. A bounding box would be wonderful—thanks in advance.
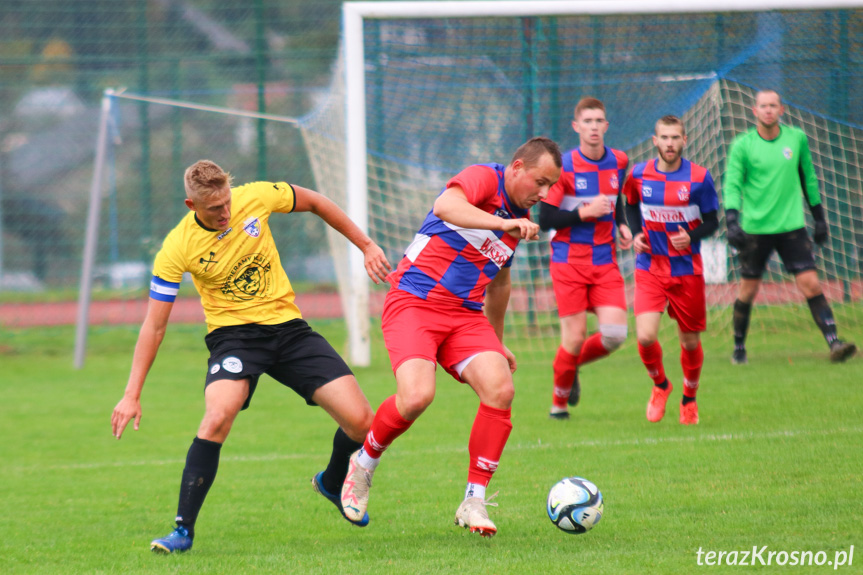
[381,289,506,382]
[634,269,706,333]
[550,262,627,317]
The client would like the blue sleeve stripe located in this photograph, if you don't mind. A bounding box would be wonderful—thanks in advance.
[149,276,180,302]
[149,290,177,302]
[151,276,180,289]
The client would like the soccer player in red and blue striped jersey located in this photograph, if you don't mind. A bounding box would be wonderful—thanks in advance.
[540,98,633,419]
[622,116,719,425]
[341,138,562,537]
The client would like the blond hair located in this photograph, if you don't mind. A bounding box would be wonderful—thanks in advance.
[183,160,233,199]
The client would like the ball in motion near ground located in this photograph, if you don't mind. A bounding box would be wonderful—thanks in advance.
[547,476,604,534]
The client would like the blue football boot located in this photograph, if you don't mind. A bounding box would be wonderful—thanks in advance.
[150,525,193,553]
[312,471,369,527]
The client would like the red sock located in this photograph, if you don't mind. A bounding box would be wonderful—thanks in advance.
[680,342,704,399]
[638,340,666,385]
[362,395,413,459]
[552,346,578,409]
[467,403,512,487]
[577,332,610,366]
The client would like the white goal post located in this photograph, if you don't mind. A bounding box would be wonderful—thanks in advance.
[338,0,863,366]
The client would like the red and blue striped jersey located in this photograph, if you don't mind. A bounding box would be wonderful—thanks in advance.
[388,163,526,310]
[543,146,628,266]
[623,158,719,277]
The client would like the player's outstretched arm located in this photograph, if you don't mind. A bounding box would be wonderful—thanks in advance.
[292,185,391,284]
[112,298,173,439]
[434,187,539,240]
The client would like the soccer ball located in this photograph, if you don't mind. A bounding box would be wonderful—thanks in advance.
[546,476,604,534]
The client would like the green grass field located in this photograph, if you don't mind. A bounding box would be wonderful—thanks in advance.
[2,320,861,574]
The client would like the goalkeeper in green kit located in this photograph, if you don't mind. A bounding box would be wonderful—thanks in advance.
[723,89,856,364]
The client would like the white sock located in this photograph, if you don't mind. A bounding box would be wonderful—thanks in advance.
[357,447,380,471]
[465,483,486,500]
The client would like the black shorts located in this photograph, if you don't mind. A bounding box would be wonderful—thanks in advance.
[737,228,817,279]
[203,318,353,410]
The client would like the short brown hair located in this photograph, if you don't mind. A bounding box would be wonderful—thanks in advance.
[755,89,781,104]
[511,137,562,170]
[655,115,685,136]
[184,160,233,199]
[574,97,605,120]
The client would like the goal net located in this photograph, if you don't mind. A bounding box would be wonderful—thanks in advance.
[73,89,332,367]
[300,1,863,364]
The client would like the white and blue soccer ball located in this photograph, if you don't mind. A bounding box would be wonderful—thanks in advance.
[546,476,604,534]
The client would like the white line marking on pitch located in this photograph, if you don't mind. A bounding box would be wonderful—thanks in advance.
[8,426,862,473]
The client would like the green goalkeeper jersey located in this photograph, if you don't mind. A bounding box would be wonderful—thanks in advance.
[723,125,821,234]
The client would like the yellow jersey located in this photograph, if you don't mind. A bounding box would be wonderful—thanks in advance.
[150,181,302,331]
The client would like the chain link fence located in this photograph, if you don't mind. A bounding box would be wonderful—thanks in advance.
[1,2,861,335]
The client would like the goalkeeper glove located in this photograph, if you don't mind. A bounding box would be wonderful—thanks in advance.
[725,209,747,250]
[810,203,829,245]
[813,220,828,245]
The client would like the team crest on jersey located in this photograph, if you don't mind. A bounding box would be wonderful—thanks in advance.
[493,208,510,219]
[221,253,272,301]
[783,147,793,160]
[609,173,619,190]
[243,217,261,238]
[576,177,588,190]
[677,186,690,202]
[643,185,653,198]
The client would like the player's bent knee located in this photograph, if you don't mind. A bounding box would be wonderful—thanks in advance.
[481,375,515,409]
[397,389,435,420]
[562,338,586,354]
[343,421,371,444]
[599,324,628,351]
[344,405,374,440]
[485,386,514,410]
[198,411,237,442]
[637,334,657,348]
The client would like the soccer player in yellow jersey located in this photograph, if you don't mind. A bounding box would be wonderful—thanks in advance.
[110,160,391,553]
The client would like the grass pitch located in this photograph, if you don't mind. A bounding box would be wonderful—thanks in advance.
[2,320,861,574]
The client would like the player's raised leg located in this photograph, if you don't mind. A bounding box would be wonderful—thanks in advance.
[457,351,515,538]
[578,306,628,369]
[341,358,433,523]
[309,374,374,526]
[570,279,628,411]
